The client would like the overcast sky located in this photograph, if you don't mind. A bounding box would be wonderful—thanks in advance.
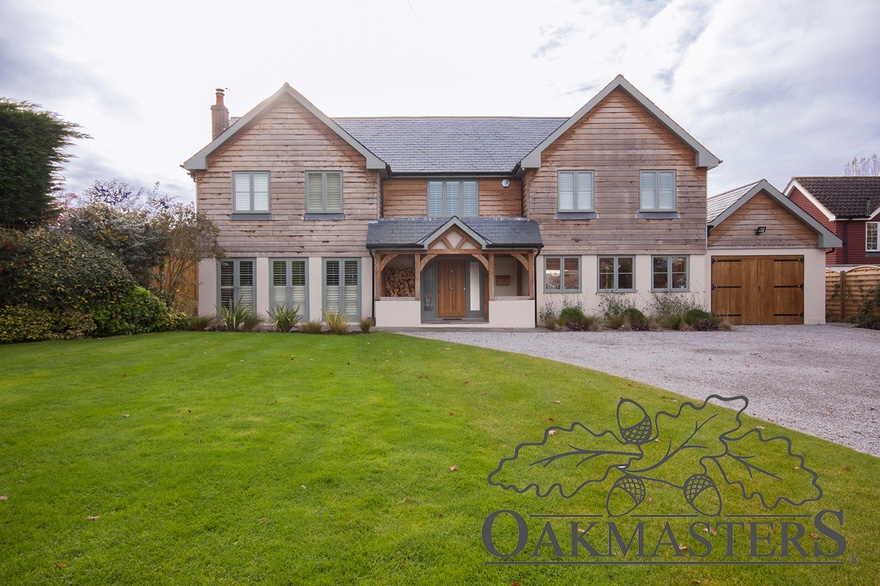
[2,0,878,203]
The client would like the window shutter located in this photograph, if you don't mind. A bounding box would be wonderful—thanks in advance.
[428,181,443,216]
[446,182,460,215]
[291,261,306,307]
[234,174,252,211]
[307,173,324,212]
[658,171,675,210]
[272,261,288,306]
[220,261,234,308]
[462,181,478,216]
[576,172,593,211]
[640,171,656,210]
[325,172,342,212]
[252,173,269,211]
[343,260,359,316]
[558,172,574,211]
[238,261,255,308]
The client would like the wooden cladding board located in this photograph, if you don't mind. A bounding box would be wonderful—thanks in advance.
[195,93,380,256]
[712,256,804,324]
[525,88,708,255]
[381,177,523,218]
[709,190,819,248]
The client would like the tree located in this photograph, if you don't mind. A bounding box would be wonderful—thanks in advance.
[0,100,88,228]
[844,153,880,176]
[64,180,223,311]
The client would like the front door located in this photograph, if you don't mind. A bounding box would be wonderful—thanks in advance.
[437,259,466,317]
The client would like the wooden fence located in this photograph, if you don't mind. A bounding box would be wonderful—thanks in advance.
[825,265,880,321]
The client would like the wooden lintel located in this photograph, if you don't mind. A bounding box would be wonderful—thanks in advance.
[419,253,438,271]
[511,252,530,271]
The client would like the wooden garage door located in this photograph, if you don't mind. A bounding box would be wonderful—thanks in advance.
[711,256,804,324]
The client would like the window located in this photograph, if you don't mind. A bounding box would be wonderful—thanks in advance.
[544,256,580,292]
[640,170,675,211]
[428,180,478,217]
[558,171,594,211]
[323,258,360,318]
[652,255,688,291]
[867,222,879,252]
[219,259,255,309]
[233,172,269,212]
[598,256,635,291]
[307,171,343,213]
[272,259,308,314]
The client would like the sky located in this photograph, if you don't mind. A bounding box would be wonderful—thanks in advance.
[2,0,878,203]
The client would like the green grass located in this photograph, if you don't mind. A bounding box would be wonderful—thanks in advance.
[0,332,877,585]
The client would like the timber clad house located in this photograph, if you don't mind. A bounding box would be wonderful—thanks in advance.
[183,75,840,327]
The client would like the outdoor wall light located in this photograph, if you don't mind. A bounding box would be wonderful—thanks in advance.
[755,226,767,235]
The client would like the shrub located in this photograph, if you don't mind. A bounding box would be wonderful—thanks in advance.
[580,314,601,331]
[159,310,189,332]
[9,228,135,311]
[692,318,719,331]
[323,310,349,335]
[188,315,216,331]
[298,320,323,334]
[622,307,647,325]
[218,302,260,332]
[92,286,169,336]
[0,305,96,343]
[649,291,704,318]
[683,308,713,324]
[359,317,373,334]
[538,299,557,326]
[599,293,638,318]
[267,303,302,332]
[565,321,584,331]
[559,306,587,325]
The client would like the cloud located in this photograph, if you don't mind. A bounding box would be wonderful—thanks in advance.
[0,2,133,116]
[532,24,576,59]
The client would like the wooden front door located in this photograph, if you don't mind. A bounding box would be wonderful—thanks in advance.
[437,259,466,318]
[711,256,804,324]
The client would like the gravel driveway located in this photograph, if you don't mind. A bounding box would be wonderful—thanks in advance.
[396,325,880,458]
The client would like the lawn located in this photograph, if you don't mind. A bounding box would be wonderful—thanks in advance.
[0,332,876,585]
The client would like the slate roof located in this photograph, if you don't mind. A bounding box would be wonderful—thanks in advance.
[792,176,880,218]
[366,217,543,249]
[707,181,759,224]
[335,117,566,175]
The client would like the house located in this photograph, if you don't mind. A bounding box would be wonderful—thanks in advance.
[182,75,834,327]
[707,180,842,324]
[784,177,880,268]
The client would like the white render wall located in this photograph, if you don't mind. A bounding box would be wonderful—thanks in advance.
[704,248,828,325]
[535,254,710,319]
[197,255,373,322]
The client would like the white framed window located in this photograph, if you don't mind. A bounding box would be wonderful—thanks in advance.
[307,171,343,213]
[867,222,879,252]
[544,256,580,293]
[233,172,269,212]
[271,259,308,315]
[428,180,478,217]
[219,259,255,309]
[598,256,635,291]
[558,171,594,212]
[323,258,360,318]
[640,170,676,211]
[652,255,689,291]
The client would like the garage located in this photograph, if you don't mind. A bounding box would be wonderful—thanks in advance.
[711,255,804,324]
[707,180,842,325]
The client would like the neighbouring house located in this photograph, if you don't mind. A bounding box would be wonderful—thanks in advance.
[784,177,880,268]
[182,75,836,327]
[707,180,842,324]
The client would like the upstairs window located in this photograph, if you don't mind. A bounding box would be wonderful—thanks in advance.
[868,222,879,252]
[307,171,343,213]
[558,171,594,212]
[233,172,269,212]
[640,170,676,211]
[428,180,478,217]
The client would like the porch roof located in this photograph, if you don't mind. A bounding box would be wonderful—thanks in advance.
[366,217,543,250]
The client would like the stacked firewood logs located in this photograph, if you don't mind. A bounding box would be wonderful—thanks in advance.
[384,267,415,296]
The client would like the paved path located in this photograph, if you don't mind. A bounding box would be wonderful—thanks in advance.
[395,325,880,458]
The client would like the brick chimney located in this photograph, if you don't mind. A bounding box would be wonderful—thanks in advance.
[211,88,229,140]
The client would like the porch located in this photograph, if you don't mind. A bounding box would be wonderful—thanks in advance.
[367,217,542,327]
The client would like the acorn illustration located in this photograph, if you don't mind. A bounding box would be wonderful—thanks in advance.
[606,475,646,517]
[616,399,653,445]
[682,473,722,516]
